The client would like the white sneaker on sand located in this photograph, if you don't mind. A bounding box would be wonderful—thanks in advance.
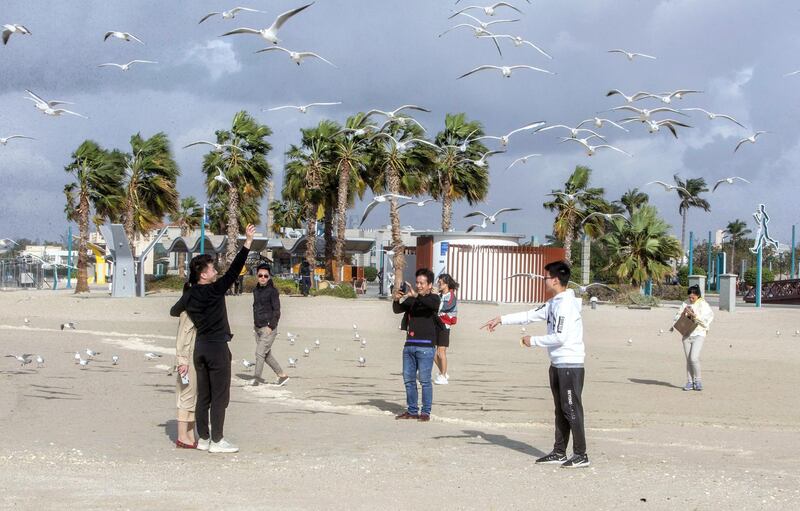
[209,438,239,453]
[434,374,449,385]
[196,438,210,451]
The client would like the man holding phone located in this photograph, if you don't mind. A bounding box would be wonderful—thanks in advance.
[392,268,440,422]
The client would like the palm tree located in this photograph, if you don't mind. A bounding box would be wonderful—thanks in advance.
[284,121,338,272]
[364,121,435,290]
[202,111,273,265]
[543,166,610,263]
[207,190,260,235]
[64,140,125,293]
[113,132,180,257]
[169,196,202,279]
[673,174,710,262]
[331,114,372,275]
[604,205,682,286]
[617,188,649,216]
[724,219,751,275]
[430,113,490,231]
[268,199,303,234]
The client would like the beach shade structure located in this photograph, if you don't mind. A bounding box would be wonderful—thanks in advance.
[99,224,136,298]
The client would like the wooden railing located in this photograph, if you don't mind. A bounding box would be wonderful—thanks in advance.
[743,279,800,304]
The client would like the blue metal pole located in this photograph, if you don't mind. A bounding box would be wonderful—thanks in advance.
[200,204,206,255]
[66,226,73,289]
[707,231,712,292]
[501,222,507,233]
[688,231,694,275]
[791,225,796,280]
[756,244,762,308]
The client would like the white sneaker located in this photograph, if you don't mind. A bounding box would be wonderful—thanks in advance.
[433,374,449,385]
[196,438,210,451]
[209,438,239,453]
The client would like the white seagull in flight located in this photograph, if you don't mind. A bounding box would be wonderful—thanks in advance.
[712,176,751,192]
[184,140,242,152]
[2,24,31,45]
[734,131,769,152]
[458,149,505,168]
[608,49,656,61]
[359,194,412,226]
[645,181,690,194]
[474,121,545,147]
[266,102,341,114]
[680,108,745,128]
[450,3,523,18]
[104,31,145,44]
[561,138,631,157]
[0,135,35,145]
[458,64,554,79]
[220,3,314,45]
[255,46,336,67]
[605,89,653,103]
[506,153,541,170]
[369,133,439,152]
[214,167,233,188]
[478,34,552,59]
[581,212,629,225]
[644,89,703,104]
[98,60,158,71]
[577,117,629,132]
[199,7,263,24]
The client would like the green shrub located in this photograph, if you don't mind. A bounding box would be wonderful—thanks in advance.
[364,266,378,282]
[744,266,774,287]
[145,275,186,292]
[677,266,706,286]
[653,285,687,301]
[311,284,357,299]
[242,276,299,295]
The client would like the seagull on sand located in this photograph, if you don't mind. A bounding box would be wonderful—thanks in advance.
[506,153,541,170]
[220,3,314,45]
[85,349,100,359]
[79,358,90,369]
[183,140,241,152]
[605,89,653,103]
[214,167,233,188]
[2,24,31,45]
[398,198,436,210]
[255,46,336,67]
[98,60,158,71]
[288,357,297,368]
[450,3,523,17]
[458,64,554,79]
[478,34,552,59]
[242,359,255,369]
[581,212,629,225]
[645,181,690,194]
[6,354,33,367]
[0,135,35,145]
[60,322,76,330]
[199,6,263,24]
[266,102,341,114]
[144,352,162,360]
[577,117,629,132]
[712,176,751,192]
[357,356,366,367]
[607,49,656,61]
[74,352,81,364]
[104,31,144,44]
[458,149,505,168]
[734,131,769,152]
[680,108,746,128]
[112,355,119,365]
[35,355,45,368]
[561,138,632,157]
[474,121,545,147]
[303,348,310,357]
[359,194,413,226]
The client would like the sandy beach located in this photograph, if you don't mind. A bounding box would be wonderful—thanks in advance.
[1,289,799,510]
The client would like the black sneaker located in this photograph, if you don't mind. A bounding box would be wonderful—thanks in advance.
[535,451,568,464]
[561,454,590,468]
[276,375,290,387]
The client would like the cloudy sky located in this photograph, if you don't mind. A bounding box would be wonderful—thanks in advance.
[1,0,799,247]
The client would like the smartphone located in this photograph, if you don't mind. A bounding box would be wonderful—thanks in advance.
[399,282,408,293]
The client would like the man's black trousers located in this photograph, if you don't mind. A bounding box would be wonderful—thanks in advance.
[194,341,232,443]
[548,365,586,456]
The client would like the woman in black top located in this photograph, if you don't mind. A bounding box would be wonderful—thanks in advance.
[170,224,254,453]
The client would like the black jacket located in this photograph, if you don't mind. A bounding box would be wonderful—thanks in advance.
[392,293,441,347]
[170,247,249,342]
[253,280,281,329]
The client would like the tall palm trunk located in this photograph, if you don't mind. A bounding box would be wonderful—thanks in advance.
[441,171,453,231]
[563,227,574,264]
[123,189,136,258]
[304,201,317,269]
[323,206,334,280]
[730,237,736,275]
[334,161,351,275]
[75,192,90,293]
[225,186,240,266]
[387,163,405,290]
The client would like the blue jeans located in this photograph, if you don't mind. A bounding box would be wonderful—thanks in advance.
[402,345,435,415]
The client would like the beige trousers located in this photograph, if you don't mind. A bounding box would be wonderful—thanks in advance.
[175,312,197,422]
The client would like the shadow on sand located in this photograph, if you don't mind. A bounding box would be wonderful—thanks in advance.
[433,430,546,458]
[628,378,681,389]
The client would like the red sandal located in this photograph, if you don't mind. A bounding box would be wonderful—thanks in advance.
[176,440,197,449]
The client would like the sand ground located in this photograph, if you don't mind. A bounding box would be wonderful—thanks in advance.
[1,288,799,510]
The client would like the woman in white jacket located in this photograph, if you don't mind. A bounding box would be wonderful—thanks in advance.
[672,285,714,391]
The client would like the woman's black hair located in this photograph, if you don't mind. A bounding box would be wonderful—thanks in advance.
[687,285,701,296]
[438,273,459,291]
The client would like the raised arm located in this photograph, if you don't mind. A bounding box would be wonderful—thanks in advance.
[212,224,255,294]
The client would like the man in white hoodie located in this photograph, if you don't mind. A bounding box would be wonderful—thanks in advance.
[481,261,589,468]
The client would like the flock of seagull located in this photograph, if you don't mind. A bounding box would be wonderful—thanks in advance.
[0,2,786,238]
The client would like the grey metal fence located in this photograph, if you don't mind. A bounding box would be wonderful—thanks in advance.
[0,259,50,289]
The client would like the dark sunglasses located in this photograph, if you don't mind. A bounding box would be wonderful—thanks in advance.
[257,273,270,278]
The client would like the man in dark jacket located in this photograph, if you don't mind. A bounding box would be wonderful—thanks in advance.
[251,263,289,387]
[392,268,440,422]
[170,224,255,454]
